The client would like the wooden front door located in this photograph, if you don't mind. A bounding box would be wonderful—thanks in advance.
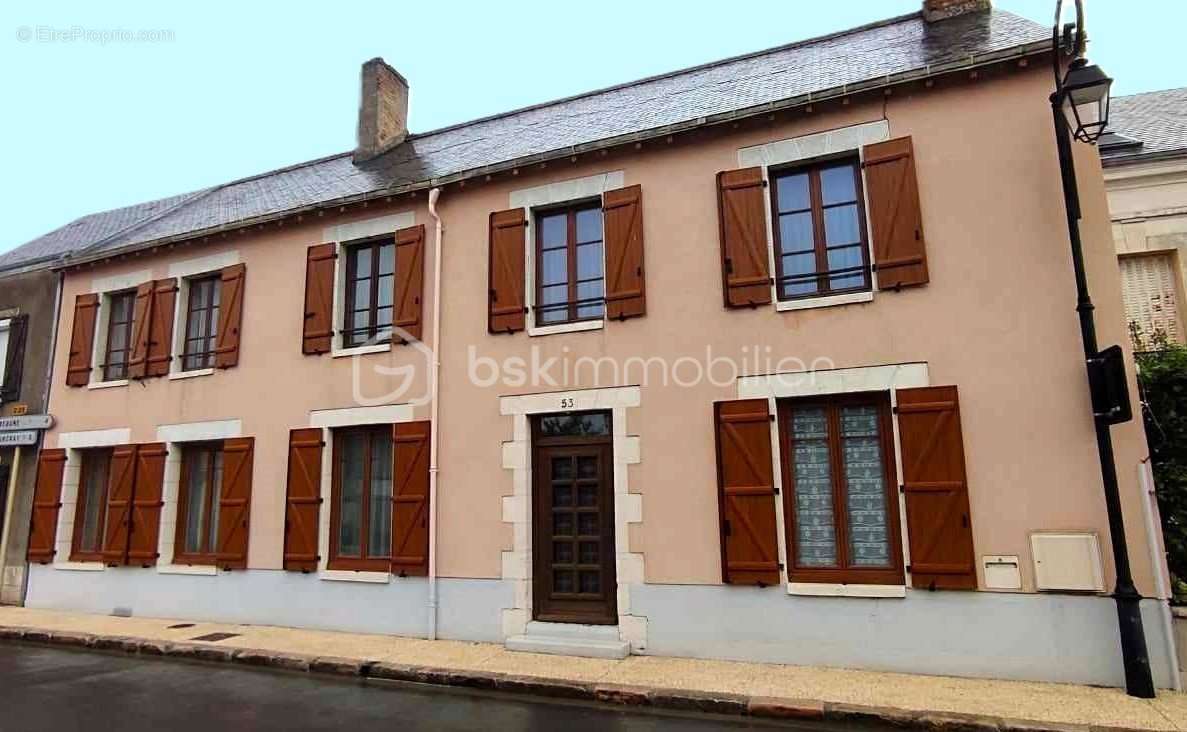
[532,412,617,625]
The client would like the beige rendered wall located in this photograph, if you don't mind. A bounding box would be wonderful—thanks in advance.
[43,66,1160,596]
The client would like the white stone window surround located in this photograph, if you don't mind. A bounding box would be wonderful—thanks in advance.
[509,171,625,337]
[0,318,10,389]
[167,251,241,378]
[323,212,416,357]
[51,428,133,572]
[737,120,890,313]
[87,269,152,387]
[155,419,242,576]
[308,403,415,584]
[737,361,928,599]
[498,385,647,652]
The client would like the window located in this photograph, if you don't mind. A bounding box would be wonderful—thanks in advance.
[1120,252,1182,346]
[343,237,395,348]
[182,275,220,371]
[770,158,870,301]
[778,394,903,584]
[72,449,112,561]
[330,426,393,571]
[536,202,605,325]
[174,443,225,564]
[103,291,135,381]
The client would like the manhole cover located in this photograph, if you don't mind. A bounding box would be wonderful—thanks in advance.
[190,632,239,642]
[167,623,195,629]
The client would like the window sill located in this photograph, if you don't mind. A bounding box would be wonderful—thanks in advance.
[168,368,214,381]
[331,343,392,359]
[775,290,873,312]
[318,569,391,584]
[86,379,129,390]
[158,564,218,576]
[54,561,105,572]
[787,582,906,598]
[528,319,604,338]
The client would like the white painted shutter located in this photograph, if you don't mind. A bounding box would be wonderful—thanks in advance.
[1120,253,1182,345]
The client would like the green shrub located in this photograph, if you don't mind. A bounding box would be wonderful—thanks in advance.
[1132,327,1187,604]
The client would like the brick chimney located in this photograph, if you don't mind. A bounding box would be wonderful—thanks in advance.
[922,0,991,21]
[353,57,409,163]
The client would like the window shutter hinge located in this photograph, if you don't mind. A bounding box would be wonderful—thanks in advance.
[722,519,732,537]
[891,405,899,414]
[724,258,733,274]
[762,180,769,188]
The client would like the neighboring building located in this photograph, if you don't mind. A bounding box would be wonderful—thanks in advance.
[9,2,1179,688]
[1102,88,1187,347]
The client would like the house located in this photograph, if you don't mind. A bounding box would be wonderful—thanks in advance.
[6,1,1179,688]
[1101,88,1187,347]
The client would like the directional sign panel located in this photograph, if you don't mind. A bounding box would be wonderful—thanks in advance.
[0,415,53,431]
[0,431,37,447]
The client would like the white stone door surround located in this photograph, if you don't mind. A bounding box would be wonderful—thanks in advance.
[499,385,646,652]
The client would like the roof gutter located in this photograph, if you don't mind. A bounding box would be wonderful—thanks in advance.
[56,37,1054,271]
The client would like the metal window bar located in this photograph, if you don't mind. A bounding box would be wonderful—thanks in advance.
[777,263,871,285]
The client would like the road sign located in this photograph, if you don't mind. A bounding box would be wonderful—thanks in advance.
[0,415,53,431]
[0,431,37,447]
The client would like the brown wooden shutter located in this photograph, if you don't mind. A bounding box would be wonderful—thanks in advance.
[26,448,66,564]
[391,421,430,577]
[602,185,646,320]
[102,444,139,565]
[393,224,425,342]
[303,243,336,354]
[216,437,254,569]
[713,400,781,586]
[863,136,929,290]
[1,313,28,402]
[66,293,99,387]
[215,263,246,368]
[284,428,324,571]
[716,168,772,308]
[127,281,155,379]
[897,385,976,590]
[145,278,177,377]
[126,443,166,567]
[488,208,526,334]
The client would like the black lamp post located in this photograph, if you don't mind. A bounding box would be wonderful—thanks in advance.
[1049,0,1156,699]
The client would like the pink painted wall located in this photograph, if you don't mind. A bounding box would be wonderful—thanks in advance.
[44,65,1159,595]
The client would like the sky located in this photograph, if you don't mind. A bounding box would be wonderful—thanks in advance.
[1,1,1182,255]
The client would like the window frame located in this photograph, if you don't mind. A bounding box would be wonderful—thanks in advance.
[777,392,904,586]
[173,441,225,566]
[328,424,393,572]
[181,274,221,372]
[102,290,136,382]
[533,199,606,327]
[768,154,871,303]
[0,318,10,388]
[70,448,112,562]
[341,235,396,349]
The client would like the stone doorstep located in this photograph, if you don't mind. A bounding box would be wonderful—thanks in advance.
[0,625,1158,732]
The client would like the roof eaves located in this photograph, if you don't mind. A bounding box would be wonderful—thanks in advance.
[58,34,1055,271]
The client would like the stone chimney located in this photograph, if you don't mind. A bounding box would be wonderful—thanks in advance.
[353,57,409,163]
[922,0,991,22]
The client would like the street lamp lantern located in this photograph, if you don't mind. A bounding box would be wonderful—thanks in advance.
[1059,57,1113,144]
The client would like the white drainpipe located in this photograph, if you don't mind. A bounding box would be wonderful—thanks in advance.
[1138,459,1182,691]
[426,187,444,641]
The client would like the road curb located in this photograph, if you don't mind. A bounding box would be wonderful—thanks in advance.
[0,625,1158,732]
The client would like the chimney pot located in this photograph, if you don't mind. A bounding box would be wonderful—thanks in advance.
[354,57,409,163]
[922,0,991,22]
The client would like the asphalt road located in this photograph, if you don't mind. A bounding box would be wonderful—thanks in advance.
[0,644,886,731]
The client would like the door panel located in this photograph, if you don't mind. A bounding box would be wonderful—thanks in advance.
[532,427,616,625]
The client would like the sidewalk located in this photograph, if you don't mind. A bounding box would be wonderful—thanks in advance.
[1,606,1183,731]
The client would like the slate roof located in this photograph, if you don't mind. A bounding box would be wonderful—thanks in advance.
[1,7,1049,273]
[1100,87,1187,165]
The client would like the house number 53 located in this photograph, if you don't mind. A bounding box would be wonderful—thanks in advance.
[560,397,575,409]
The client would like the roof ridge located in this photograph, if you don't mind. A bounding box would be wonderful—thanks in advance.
[405,10,926,141]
